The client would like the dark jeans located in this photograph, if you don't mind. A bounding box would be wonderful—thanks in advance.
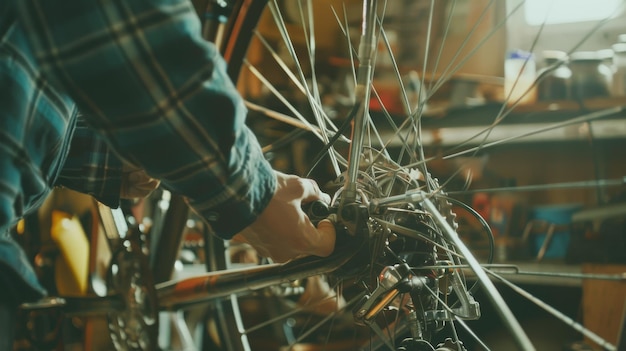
[0,233,47,350]
[0,290,17,351]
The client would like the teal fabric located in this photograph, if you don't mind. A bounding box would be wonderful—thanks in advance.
[1,0,276,302]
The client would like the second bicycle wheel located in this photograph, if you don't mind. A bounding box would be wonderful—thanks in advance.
[200,0,626,350]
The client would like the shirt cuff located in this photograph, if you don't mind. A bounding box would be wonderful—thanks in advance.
[192,138,276,239]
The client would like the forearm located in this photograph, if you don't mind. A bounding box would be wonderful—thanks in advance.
[16,0,275,237]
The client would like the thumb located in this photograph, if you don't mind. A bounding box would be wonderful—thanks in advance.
[312,219,336,257]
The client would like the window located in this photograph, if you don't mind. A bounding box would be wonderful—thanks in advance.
[524,0,623,25]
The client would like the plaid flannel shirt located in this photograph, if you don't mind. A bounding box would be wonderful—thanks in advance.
[1,0,276,302]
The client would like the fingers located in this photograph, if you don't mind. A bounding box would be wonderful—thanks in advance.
[297,177,331,204]
[234,172,336,262]
[285,177,335,257]
[235,213,336,262]
[276,171,330,204]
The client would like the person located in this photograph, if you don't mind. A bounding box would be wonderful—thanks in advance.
[0,0,336,348]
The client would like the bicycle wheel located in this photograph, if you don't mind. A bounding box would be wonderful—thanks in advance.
[200,0,626,350]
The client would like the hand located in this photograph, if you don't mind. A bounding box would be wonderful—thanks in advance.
[120,162,161,199]
[233,171,336,263]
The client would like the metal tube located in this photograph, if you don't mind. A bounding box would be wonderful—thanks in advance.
[156,244,360,310]
[343,0,378,204]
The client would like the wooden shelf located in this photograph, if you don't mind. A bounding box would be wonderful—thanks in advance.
[373,97,626,146]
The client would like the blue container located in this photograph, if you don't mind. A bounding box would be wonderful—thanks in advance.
[530,203,583,258]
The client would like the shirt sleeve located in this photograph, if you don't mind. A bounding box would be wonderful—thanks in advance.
[15,0,276,238]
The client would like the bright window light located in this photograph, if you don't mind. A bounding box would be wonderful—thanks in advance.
[524,0,622,25]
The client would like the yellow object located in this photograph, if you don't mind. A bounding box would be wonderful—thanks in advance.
[50,210,90,296]
[16,219,25,235]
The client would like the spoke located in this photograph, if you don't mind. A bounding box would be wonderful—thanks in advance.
[251,31,308,98]
[243,64,350,170]
[375,218,465,260]
[267,1,309,93]
[462,11,548,161]
[440,8,621,162]
[331,4,358,89]
[298,0,324,109]
[250,30,344,134]
[423,7,530,186]
[365,319,397,351]
[421,195,535,351]
[428,0,457,92]
[420,276,470,319]
[376,17,411,117]
[230,294,252,349]
[241,289,346,335]
[430,0,504,93]
[245,100,346,142]
[498,5,547,109]
[418,0,435,109]
[268,0,342,176]
[288,294,364,347]
[487,270,617,351]
[454,315,492,351]
[390,295,405,345]
[368,117,393,161]
[369,98,419,164]
[244,61,323,139]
